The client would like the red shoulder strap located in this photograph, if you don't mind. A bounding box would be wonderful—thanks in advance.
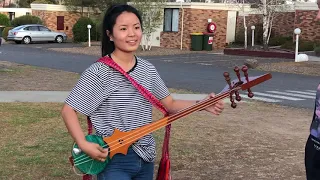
[94,56,172,180]
[97,56,169,115]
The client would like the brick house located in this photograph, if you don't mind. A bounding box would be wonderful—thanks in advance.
[160,3,251,50]
[235,2,320,43]
[1,2,319,49]
[30,4,90,39]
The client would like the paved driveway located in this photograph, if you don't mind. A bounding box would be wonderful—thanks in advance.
[0,43,318,109]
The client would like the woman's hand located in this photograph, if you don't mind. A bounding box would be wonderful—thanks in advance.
[78,141,109,162]
[202,93,224,115]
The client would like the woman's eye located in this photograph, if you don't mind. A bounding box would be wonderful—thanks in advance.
[135,26,140,29]
[120,28,126,31]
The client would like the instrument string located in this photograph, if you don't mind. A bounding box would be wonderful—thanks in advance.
[74,92,229,165]
[106,91,231,153]
[73,91,230,164]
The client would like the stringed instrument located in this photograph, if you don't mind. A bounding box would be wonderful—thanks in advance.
[70,65,272,175]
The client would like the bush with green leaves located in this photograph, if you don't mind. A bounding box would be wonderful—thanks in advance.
[281,40,317,52]
[315,46,320,56]
[32,0,56,4]
[268,36,292,46]
[72,17,97,42]
[235,23,275,46]
[0,14,10,27]
[11,15,43,27]
[2,27,13,40]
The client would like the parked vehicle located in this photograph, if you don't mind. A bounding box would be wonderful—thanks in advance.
[7,24,67,44]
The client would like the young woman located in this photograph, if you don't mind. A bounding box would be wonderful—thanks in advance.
[61,4,224,180]
[304,2,320,179]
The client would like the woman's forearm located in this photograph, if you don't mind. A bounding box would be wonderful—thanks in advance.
[166,99,198,114]
[61,104,87,148]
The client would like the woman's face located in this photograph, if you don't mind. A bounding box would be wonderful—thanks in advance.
[109,12,142,53]
[317,0,320,20]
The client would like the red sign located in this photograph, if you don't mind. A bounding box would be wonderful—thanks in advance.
[208,37,213,44]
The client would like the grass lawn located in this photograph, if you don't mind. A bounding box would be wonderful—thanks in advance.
[0,101,312,180]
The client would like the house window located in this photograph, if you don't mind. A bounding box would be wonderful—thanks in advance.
[57,16,64,30]
[164,8,179,32]
[9,12,15,21]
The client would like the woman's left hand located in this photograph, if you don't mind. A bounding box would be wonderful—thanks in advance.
[203,93,224,115]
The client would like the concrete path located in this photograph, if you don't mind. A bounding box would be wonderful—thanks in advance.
[0,91,213,103]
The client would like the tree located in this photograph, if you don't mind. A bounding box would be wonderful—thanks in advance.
[131,0,166,51]
[18,0,58,8]
[63,0,129,17]
[63,0,96,16]
[229,0,290,49]
[253,0,289,49]
[226,0,251,49]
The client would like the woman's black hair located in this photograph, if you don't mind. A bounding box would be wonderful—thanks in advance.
[101,4,143,57]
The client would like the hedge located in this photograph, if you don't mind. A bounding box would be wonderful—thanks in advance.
[11,15,43,27]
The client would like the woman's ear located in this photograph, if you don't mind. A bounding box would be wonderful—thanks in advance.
[106,30,113,41]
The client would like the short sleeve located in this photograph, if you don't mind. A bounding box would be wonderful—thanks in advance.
[65,69,105,116]
[152,68,170,100]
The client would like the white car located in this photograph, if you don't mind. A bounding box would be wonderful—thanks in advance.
[7,24,67,44]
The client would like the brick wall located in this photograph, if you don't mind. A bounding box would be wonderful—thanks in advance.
[295,10,320,42]
[32,10,81,39]
[161,8,228,50]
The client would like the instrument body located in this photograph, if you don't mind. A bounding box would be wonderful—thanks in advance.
[70,67,272,175]
[71,135,110,175]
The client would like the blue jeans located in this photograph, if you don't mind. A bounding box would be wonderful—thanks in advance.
[97,148,154,180]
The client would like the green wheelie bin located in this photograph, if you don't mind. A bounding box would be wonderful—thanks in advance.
[202,32,214,51]
[190,33,203,51]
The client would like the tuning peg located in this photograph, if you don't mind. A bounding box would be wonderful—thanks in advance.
[224,72,237,107]
[223,72,232,89]
[231,99,237,108]
[230,92,237,108]
[235,90,241,101]
[241,65,254,98]
[234,66,241,82]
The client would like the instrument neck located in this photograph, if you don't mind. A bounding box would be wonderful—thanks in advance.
[122,91,232,144]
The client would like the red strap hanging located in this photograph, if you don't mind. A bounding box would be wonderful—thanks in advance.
[96,56,172,180]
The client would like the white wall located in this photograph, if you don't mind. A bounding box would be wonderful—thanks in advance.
[141,25,162,47]
[226,10,237,44]
[0,8,31,18]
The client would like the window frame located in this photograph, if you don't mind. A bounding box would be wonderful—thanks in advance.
[163,8,179,32]
[9,12,15,21]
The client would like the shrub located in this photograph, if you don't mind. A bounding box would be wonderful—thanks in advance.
[72,17,97,42]
[11,15,43,27]
[2,27,13,40]
[268,36,292,46]
[235,23,275,46]
[281,40,317,52]
[32,0,55,3]
[315,46,320,56]
[0,14,10,27]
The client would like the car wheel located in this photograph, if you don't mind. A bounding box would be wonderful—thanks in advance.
[55,36,63,43]
[23,36,31,44]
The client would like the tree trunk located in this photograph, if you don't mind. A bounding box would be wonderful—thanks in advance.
[267,14,274,45]
[262,0,268,50]
[243,15,247,49]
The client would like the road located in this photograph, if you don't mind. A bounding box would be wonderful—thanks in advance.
[0,43,319,109]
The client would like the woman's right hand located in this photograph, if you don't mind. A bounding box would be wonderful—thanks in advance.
[78,141,109,162]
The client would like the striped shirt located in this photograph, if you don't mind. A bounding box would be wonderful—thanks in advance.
[65,56,170,162]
